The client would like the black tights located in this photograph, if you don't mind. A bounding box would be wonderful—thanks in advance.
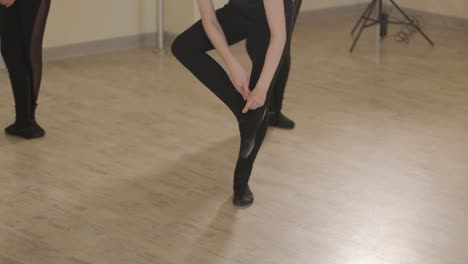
[0,0,51,126]
[257,0,302,113]
[172,1,293,194]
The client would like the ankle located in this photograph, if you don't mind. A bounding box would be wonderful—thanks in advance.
[5,121,46,139]
[12,119,34,128]
[268,112,295,129]
[233,185,254,207]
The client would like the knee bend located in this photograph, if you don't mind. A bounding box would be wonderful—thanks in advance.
[0,44,9,64]
[171,35,188,61]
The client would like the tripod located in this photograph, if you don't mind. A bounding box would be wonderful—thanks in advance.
[350,0,434,52]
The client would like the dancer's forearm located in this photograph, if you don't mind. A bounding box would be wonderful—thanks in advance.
[0,0,16,8]
[242,0,287,112]
[256,0,287,94]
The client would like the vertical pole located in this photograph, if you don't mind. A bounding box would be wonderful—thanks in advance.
[379,0,383,38]
[158,0,164,50]
[379,0,383,18]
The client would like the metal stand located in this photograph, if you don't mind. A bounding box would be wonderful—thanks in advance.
[157,0,164,50]
[350,0,434,52]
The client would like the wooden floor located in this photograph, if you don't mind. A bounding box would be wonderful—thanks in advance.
[1,16,468,264]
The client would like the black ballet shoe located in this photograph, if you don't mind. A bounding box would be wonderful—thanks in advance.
[269,112,295,129]
[239,108,267,159]
[5,121,46,139]
[233,185,254,207]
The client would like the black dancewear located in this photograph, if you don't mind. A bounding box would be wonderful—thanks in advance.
[0,0,51,137]
[172,0,293,198]
[264,0,302,113]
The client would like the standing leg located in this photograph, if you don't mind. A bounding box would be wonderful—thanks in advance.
[233,0,294,206]
[233,24,272,206]
[268,0,302,129]
[271,0,303,110]
[0,4,34,132]
[0,1,48,139]
[268,50,296,129]
[233,114,269,206]
[19,0,51,120]
[268,49,290,115]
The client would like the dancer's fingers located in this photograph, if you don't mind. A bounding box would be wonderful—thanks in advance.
[243,99,253,113]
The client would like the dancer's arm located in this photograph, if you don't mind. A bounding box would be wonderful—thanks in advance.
[0,0,16,7]
[243,0,287,113]
[197,0,250,99]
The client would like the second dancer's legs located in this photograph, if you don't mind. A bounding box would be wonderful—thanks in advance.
[1,4,33,129]
[0,0,50,139]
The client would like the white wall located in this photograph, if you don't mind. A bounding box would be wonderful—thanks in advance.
[194,0,368,20]
[397,0,468,19]
[165,0,197,34]
[44,0,157,48]
[301,0,367,11]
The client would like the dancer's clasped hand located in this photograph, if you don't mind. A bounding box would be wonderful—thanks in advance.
[242,88,266,113]
[0,0,16,8]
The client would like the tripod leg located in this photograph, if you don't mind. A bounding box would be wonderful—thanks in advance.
[389,0,434,46]
[351,0,375,35]
[350,0,378,52]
